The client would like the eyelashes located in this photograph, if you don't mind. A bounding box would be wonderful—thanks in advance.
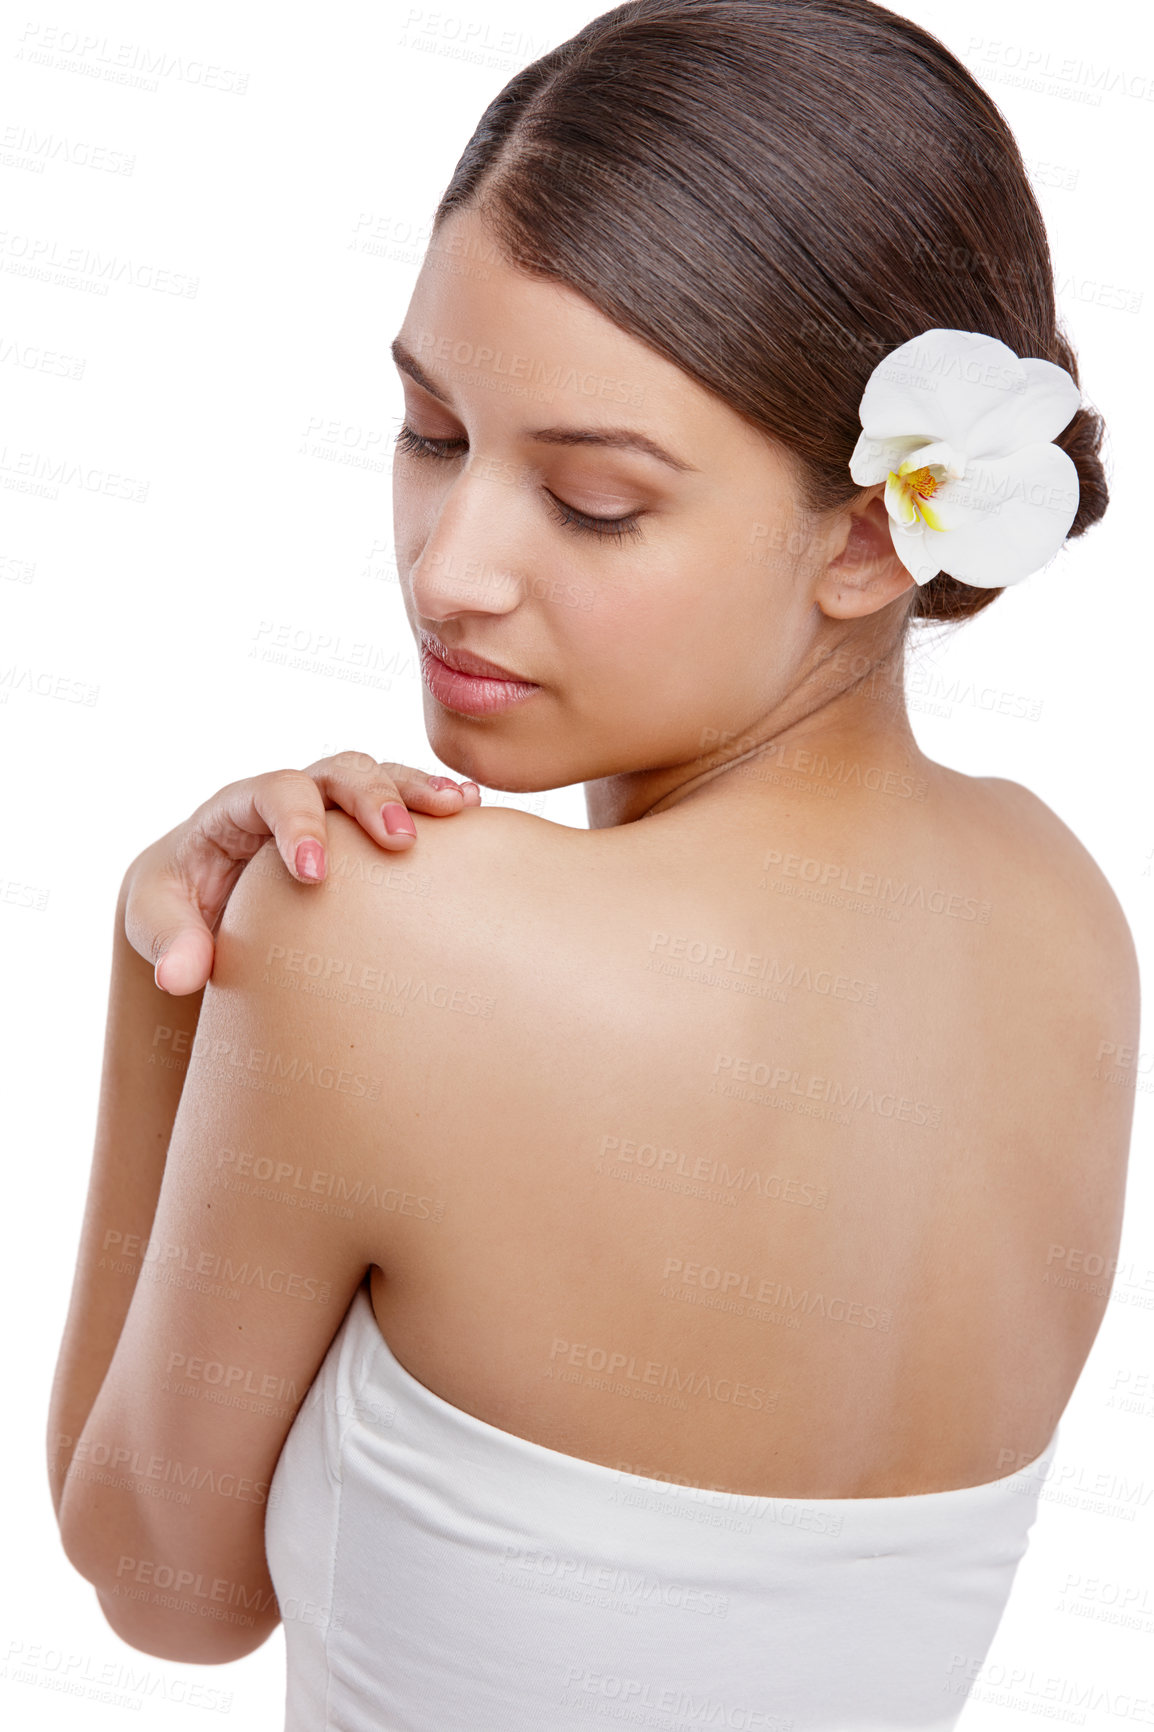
[392,423,644,544]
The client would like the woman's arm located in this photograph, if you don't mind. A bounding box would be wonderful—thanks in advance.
[48,751,476,1503]
[51,821,382,1663]
[47,874,205,1518]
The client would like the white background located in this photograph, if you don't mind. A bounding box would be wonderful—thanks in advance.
[2,0,1151,1725]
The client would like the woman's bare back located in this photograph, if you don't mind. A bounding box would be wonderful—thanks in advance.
[328,761,1137,1500]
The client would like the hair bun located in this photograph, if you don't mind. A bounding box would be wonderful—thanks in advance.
[1055,402,1110,542]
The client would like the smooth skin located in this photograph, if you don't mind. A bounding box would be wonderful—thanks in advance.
[56,206,1138,1662]
[129,752,482,998]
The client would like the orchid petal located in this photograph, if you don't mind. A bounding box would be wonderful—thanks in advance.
[857,330,1081,462]
[965,358,1081,458]
[884,470,918,525]
[889,444,1079,587]
[897,440,968,479]
[887,524,943,587]
[849,430,926,486]
[857,330,1021,448]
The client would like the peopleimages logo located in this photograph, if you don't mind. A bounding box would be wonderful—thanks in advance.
[15,23,250,95]
[965,36,1154,104]
[411,328,646,405]
[759,850,990,923]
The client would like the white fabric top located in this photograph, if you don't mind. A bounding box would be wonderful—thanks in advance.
[265,1277,1058,1731]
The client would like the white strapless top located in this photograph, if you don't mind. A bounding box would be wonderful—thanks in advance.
[264,1277,1058,1731]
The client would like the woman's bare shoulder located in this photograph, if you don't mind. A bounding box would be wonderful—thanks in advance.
[325,799,572,869]
[308,805,588,1083]
[973,774,1128,890]
[974,772,1109,855]
[393,801,580,886]
[318,802,581,939]
[965,772,1138,996]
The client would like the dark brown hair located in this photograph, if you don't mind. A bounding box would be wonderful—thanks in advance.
[431,0,1108,626]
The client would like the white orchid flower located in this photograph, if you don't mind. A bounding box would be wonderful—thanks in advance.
[848,328,1082,588]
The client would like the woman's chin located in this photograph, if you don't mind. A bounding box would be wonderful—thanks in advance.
[423,735,562,796]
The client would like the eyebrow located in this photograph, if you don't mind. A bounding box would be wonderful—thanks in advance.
[390,336,699,474]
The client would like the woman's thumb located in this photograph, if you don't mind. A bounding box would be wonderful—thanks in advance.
[154,925,216,995]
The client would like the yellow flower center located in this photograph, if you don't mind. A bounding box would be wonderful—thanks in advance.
[899,465,941,504]
[885,461,947,533]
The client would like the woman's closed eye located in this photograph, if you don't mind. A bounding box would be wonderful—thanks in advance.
[393,423,644,544]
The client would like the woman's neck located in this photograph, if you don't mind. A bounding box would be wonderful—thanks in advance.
[585,638,927,831]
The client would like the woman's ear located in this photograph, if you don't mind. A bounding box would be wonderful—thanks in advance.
[815,489,918,619]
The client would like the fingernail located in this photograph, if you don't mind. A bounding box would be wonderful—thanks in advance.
[296,839,325,880]
[155,945,183,993]
[382,803,417,837]
[462,781,481,797]
[428,777,462,794]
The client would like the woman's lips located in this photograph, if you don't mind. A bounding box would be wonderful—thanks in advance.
[419,642,542,717]
[421,631,527,681]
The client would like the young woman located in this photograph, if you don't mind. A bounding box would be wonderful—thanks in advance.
[49,1,1137,1727]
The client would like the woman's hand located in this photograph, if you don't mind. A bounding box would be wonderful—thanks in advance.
[121,752,481,997]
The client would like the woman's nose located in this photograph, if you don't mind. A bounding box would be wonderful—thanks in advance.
[406,470,528,619]
[409,545,522,618]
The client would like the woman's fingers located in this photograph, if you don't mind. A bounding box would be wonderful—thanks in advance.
[126,771,334,992]
[122,758,482,994]
[296,752,481,866]
[194,757,481,892]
